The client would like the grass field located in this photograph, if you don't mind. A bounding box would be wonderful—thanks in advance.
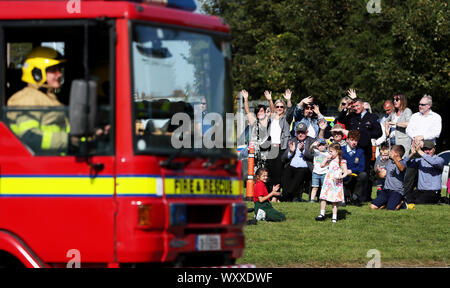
[237,189,450,268]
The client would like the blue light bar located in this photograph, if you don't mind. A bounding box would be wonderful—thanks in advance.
[167,0,197,12]
[129,0,196,12]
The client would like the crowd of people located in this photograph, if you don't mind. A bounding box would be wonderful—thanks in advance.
[244,89,446,223]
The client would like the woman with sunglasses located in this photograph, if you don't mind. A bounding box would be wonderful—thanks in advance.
[385,93,412,155]
[338,96,353,113]
[264,90,294,200]
[334,90,357,128]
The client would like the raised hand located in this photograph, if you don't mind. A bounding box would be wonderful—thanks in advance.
[301,96,313,106]
[298,141,305,151]
[264,90,272,101]
[347,88,357,99]
[414,136,424,148]
[241,89,249,100]
[283,89,292,101]
[313,104,321,115]
[410,141,417,154]
[318,118,327,130]
[289,140,296,153]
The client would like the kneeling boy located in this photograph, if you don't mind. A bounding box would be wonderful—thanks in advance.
[370,145,407,210]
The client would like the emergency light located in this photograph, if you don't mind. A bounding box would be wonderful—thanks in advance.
[105,0,197,12]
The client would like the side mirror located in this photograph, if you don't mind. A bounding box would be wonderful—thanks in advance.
[69,79,97,136]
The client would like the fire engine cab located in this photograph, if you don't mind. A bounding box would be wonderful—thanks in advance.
[0,0,246,267]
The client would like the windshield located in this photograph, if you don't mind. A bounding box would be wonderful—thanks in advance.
[131,23,234,157]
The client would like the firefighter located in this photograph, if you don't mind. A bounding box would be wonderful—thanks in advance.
[7,46,70,153]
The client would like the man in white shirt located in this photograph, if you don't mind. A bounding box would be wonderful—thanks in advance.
[406,94,442,143]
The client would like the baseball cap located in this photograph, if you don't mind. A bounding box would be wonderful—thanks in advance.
[317,138,327,145]
[422,140,435,150]
[330,123,344,132]
[296,123,307,133]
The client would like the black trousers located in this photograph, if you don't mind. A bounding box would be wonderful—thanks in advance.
[266,148,285,187]
[344,172,369,202]
[363,147,374,201]
[406,190,441,204]
[404,167,418,199]
[282,166,311,202]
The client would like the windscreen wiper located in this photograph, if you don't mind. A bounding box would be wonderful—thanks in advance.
[202,155,219,169]
[159,150,185,170]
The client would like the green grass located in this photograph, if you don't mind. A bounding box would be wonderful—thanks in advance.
[237,189,450,268]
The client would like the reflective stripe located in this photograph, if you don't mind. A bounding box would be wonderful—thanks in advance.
[15,119,40,135]
[41,130,53,149]
[0,176,241,198]
[42,124,63,133]
[1,176,114,196]
[10,123,19,134]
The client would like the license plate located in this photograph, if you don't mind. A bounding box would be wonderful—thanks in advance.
[196,235,221,251]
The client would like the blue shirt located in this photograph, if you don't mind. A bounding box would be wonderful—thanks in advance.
[342,144,365,174]
[406,154,445,190]
[384,159,407,194]
[288,143,308,168]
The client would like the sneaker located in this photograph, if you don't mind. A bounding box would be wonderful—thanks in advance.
[315,215,325,221]
[255,209,266,221]
[331,218,337,223]
[309,200,315,203]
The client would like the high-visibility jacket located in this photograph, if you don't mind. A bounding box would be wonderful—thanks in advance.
[7,84,69,152]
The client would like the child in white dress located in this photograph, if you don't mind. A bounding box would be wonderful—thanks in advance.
[315,143,349,223]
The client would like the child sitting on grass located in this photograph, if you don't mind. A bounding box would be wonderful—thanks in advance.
[253,167,286,222]
[309,138,329,202]
[370,145,407,211]
[315,143,348,223]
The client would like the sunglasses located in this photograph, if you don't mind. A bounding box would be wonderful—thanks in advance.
[419,103,428,106]
[393,98,400,102]
[276,105,285,108]
[341,103,347,106]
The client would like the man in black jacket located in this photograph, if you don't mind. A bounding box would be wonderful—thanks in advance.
[281,123,315,202]
[336,96,382,201]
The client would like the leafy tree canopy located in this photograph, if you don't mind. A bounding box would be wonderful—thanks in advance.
[201,0,449,147]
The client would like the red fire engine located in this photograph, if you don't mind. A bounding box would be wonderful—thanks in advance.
[0,0,246,268]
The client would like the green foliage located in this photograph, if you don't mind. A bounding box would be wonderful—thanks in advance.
[200,0,449,113]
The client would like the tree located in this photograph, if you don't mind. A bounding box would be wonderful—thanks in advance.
[201,0,450,147]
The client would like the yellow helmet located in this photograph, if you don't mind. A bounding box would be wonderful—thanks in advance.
[21,46,66,86]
